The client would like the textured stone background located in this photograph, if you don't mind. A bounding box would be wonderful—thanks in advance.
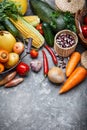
[0,1,87,130]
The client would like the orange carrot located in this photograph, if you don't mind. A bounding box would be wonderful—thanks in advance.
[0,63,5,73]
[66,52,81,77]
[0,50,9,63]
[59,66,87,94]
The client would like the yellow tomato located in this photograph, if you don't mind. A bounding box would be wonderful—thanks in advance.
[5,52,19,69]
[11,0,28,15]
[0,31,16,53]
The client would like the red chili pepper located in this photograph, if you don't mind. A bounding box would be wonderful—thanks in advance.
[44,45,58,65]
[42,50,49,77]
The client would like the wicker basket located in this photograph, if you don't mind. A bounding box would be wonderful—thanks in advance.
[54,30,78,57]
[75,9,87,48]
[55,0,85,14]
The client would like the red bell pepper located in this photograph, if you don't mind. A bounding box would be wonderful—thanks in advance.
[16,62,30,76]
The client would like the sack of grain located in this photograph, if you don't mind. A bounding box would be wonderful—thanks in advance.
[55,0,86,14]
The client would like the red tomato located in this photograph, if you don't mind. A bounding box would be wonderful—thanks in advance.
[36,24,44,35]
[16,62,30,76]
[81,25,87,38]
[30,50,38,58]
[84,16,87,25]
[39,29,44,35]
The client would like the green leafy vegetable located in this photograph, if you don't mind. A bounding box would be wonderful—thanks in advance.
[0,0,22,22]
[51,11,76,32]
[63,12,76,32]
[50,11,65,30]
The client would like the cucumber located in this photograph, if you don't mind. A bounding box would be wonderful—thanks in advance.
[30,0,65,32]
[30,0,54,24]
[3,18,19,37]
[42,22,54,47]
[0,23,5,30]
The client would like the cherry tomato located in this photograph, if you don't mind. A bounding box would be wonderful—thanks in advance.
[81,25,87,38]
[84,16,87,25]
[36,24,44,35]
[30,49,38,58]
[16,62,30,76]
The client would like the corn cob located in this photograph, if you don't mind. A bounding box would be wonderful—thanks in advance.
[11,16,44,48]
[23,15,40,27]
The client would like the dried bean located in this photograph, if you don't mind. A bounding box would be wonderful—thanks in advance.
[56,33,75,48]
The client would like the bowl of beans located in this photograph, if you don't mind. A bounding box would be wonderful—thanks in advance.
[54,30,78,57]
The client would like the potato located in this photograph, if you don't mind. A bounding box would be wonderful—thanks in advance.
[48,67,65,83]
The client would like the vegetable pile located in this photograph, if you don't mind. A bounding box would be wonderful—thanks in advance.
[0,0,87,94]
[30,0,76,32]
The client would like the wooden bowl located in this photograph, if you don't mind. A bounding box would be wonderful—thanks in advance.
[75,8,87,48]
[54,30,78,57]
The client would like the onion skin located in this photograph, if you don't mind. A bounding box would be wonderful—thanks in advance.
[13,42,25,55]
[48,67,65,84]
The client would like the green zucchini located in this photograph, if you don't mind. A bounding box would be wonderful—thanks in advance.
[3,18,19,37]
[42,22,54,47]
[30,0,65,32]
[30,0,54,24]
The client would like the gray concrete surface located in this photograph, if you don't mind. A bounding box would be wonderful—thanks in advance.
[0,0,87,130]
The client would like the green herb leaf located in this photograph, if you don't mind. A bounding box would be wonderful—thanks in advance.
[63,12,76,32]
[0,0,22,22]
[50,10,76,32]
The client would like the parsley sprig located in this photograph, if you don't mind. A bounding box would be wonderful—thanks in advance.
[0,0,22,22]
[51,11,76,32]
[63,12,76,32]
